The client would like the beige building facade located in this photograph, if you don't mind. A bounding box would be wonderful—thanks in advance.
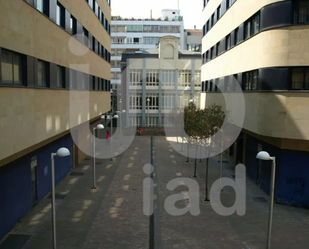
[202,0,309,207]
[0,0,111,241]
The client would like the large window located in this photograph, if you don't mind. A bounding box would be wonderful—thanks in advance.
[226,34,232,50]
[146,70,159,86]
[194,71,201,87]
[291,67,309,90]
[57,66,65,88]
[129,94,142,110]
[242,70,258,90]
[56,3,65,28]
[146,117,158,127]
[245,13,260,39]
[162,94,175,110]
[129,116,142,127]
[129,70,142,86]
[144,37,159,45]
[127,25,143,32]
[178,70,191,87]
[1,50,24,85]
[162,70,174,86]
[38,60,49,87]
[294,0,309,24]
[146,94,159,110]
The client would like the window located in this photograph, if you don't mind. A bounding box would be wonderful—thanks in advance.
[1,50,24,85]
[194,71,201,87]
[211,47,214,59]
[226,0,230,8]
[146,70,159,86]
[147,117,158,127]
[162,94,175,110]
[129,70,142,86]
[294,0,309,24]
[211,14,215,27]
[251,14,260,36]
[244,20,251,39]
[129,116,142,127]
[162,70,174,87]
[234,28,239,45]
[206,21,209,32]
[242,70,258,90]
[291,67,309,90]
[146,94,159,110]
[129,94,142,109]
[56,3,65,28]
[83,28,89,38]
[37,0,48,15]
[127,25,143,32]
[206,51,209,62]
[226,34,232,50]
[217,5,221,19]
[178,70,191,87]
[70,15,77,35]
[216,42,220,56]
[57,66,65,88]
[170,26,180,33]
[37,60,49,87]
[245,13,260,39]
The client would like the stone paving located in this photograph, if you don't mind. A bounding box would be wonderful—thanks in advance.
[1,136,309,249]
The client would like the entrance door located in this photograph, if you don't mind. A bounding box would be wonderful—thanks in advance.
[31,156,38,206]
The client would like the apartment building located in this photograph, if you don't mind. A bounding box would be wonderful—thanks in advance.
[120,36,201,127]
[185,27,202,52]
[0,0,111,240]
[110,9,185,102]
[201,0,309,207]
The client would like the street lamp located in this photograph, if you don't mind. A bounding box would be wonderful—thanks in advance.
[256,151,276,249]
[110,114,119,161]
[92,124,104,189]
[147,98,150,127]
[50,147,70,249]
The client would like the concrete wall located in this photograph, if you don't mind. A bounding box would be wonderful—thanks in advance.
[0,0,110,78]
[203,92,309,143]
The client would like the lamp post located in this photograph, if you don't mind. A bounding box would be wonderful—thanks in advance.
[92,124,104,189]
[110,89,114,117]
[50,147,71,249]
[110,114,119,161]
[256,151,276,249]
[147,98,150,127]
[116,109,126,145]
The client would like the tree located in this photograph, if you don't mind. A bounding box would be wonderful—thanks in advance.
[184,103,227,200]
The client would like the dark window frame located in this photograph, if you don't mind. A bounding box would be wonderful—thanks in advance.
[57,65,65,88]
[291,67,309,90]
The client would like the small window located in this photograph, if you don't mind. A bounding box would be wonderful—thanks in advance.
[294,0,309,24]
[172,12,176,14]
[37,60,49,87]
[1,49,24,85]
[234,28,239,45]
[226,34,231,50]
[244,20,251,39]
[70,15,77,35]
[211,14,215,27]
[216,42,220,56]
[226,0,230,9]
[37,0,48,15]
[57,66,65,88]
[210,47,214,59]
[292,67,309,90]
[56,3,65,28]
[83,27,89,38]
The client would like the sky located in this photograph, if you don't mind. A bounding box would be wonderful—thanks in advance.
[110,0,202,29]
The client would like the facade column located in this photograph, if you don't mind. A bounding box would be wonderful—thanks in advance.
[125,59,129,126]
[158,69,163,127]
[191,59,195,101]
[142,58,146,127]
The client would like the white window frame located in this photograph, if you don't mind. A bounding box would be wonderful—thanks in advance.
[129,70,142,86]
[194,71,201,87]
[146,70,159,86]
[146,94,159,110]
[129,93,142,110]
[129,116,142,127]
[179,70,191,87]
[162,70,174,87]
[162,94,175,110]
[147,117,158,127]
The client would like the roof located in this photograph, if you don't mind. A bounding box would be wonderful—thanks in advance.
[121,48,201,62]
[185,29,202,36]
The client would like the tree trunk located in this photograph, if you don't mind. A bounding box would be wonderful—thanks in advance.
[205,158,209,201]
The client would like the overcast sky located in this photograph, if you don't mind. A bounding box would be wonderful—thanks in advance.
[111,0,202,29]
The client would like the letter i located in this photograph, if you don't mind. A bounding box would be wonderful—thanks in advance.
[143,163,154,216]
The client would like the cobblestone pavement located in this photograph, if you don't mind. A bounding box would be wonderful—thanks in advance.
[2,136,309,249]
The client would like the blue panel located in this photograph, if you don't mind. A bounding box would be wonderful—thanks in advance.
[245,135,258,182]
[0,158,32,241]
[36,135,73,201]
[275,150,309,207]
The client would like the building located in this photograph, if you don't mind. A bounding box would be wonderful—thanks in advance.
[0,0,111,241]
[121,36,201,127]
[185,27,202,52]
[110,9,185,103]
[201,0,309,207]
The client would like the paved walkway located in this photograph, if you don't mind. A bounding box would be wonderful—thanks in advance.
[1,136,309,249]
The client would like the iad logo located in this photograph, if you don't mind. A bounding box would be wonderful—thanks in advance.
[143,164,246,217]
